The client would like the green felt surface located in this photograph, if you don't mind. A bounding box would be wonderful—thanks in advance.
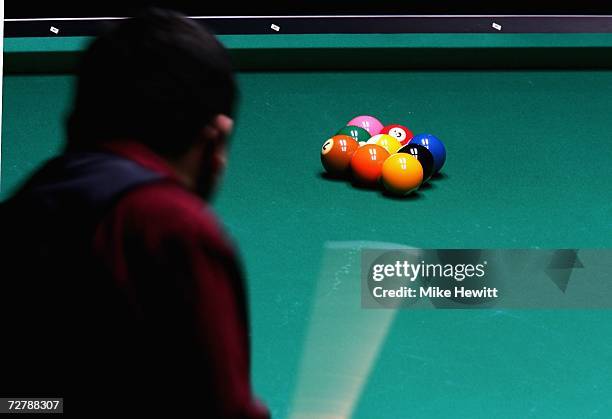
[2,70,612,418]
[7,33,612,53]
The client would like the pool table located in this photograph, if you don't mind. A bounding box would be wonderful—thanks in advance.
[3,34,612,418]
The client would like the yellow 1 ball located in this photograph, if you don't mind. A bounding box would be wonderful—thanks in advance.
[367,134,402,154]
[381,154,424,195]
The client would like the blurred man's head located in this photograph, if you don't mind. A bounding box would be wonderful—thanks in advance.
[68,8,237,200]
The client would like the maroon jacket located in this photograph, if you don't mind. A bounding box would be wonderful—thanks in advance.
[0,141,268,418]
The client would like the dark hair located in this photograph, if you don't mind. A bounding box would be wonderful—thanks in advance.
[68,8,237,157]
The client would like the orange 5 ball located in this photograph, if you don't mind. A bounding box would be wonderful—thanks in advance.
[350,144,390,185]
[321,135,360,176]
[381,153,423,195]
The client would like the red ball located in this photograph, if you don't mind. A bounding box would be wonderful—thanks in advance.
[380,124,414,146]
[350,144,390,185]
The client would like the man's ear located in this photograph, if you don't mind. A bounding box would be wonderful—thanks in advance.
[201,114,234,142]
[202,114,233,174]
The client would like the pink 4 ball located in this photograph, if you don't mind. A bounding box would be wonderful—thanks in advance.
[347,115,384,136]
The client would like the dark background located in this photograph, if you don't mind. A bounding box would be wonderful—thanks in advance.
[6,0,612,19]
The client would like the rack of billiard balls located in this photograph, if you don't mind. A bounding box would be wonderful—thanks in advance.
[320,115,447,196]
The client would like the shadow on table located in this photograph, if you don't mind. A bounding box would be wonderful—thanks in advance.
[430,172,450,182]
[381,190,424,201]
[318,172,348,183]
[317,171,425,201]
